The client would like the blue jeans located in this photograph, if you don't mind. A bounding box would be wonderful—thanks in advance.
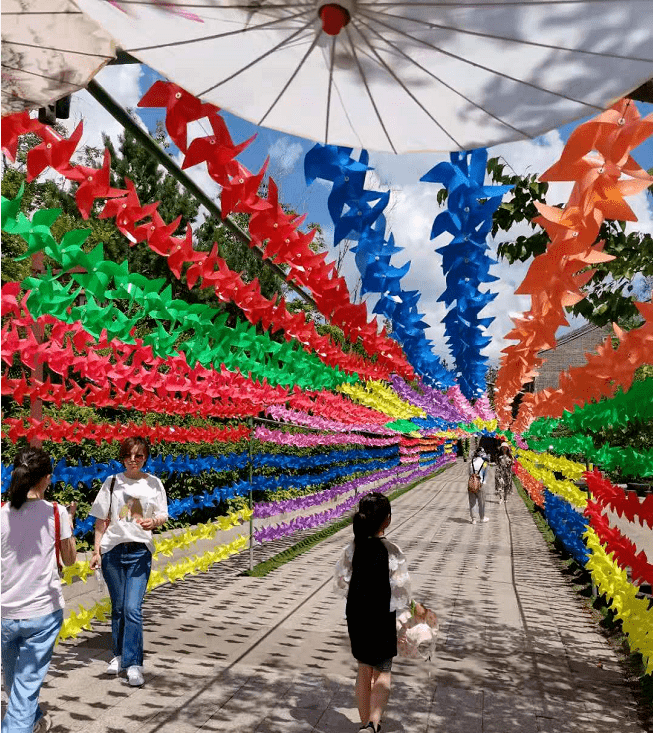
[1,608,63,733]
[101,542,152,668]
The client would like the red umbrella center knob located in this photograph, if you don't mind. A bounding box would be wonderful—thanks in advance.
[319,4,351,35]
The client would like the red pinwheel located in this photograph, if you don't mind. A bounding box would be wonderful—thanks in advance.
[134,210,182,252]
[249,179,302,248]
[197,258,244,300]
[138,81,219,153]
[220,161,269,217]
[167,223,203,279]
[182,113,255,186]
[1,282,24,318]
[65,149,127,219]
[185,242,219,290]
[26,123,83,181]
[1,325,20,366]
[2,112,44,162]
[99,179,159,243]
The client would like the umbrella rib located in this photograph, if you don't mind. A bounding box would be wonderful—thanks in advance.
[128,7,312,52]
[257,30,322,126]
[355,14,530,140]
[344,25,397,154]
[357,10,606,111]
[197,17,314,95]
[3,41,114,59]
[325,34,336,144]
[350,18,463,149]
[367,7,653,64]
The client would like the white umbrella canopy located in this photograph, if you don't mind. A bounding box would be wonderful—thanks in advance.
[1,0,117,116]
[72,0,653,153]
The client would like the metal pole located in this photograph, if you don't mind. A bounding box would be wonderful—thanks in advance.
[248,417,254,572]
[30,253,45,448]
[85,79,317,309]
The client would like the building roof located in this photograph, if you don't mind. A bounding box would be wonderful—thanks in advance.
[538,322,610,355]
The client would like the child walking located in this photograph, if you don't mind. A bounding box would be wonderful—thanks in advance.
[334,493,411,732]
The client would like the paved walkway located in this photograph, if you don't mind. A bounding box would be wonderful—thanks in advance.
[10,461,648,732]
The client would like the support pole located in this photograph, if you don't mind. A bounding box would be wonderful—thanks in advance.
[248,417,254,572]
[30,252,45,448]
[85,79,316,308]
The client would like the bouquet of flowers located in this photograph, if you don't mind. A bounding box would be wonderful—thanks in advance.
[397,601,438,661]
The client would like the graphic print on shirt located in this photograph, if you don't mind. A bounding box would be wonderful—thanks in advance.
[118,495,145,523]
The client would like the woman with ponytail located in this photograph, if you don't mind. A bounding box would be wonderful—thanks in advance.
[1,447,77,733]
[334,493,411,733]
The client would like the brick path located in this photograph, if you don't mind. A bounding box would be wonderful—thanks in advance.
[4,460,647,732]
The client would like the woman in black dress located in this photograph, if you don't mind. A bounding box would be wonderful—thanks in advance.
[334,493,411,733]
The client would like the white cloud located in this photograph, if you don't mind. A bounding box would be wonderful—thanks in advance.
[626,190,653,236]
[267,137,304,177]
[61,64,146,152]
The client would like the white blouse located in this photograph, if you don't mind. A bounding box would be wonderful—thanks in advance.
[333,537,412,613]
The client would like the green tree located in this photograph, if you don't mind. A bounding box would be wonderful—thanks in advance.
[484,365,498,410]
[487,157,653,327]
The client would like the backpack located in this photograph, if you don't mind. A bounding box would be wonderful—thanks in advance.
[467,459,485,493]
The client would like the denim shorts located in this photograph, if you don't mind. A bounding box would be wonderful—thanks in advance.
[372,657,393,673]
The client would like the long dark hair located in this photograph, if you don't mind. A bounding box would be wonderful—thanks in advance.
[353,492,391,543]
[8,447,52,510]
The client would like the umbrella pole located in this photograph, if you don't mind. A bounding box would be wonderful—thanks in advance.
[85,79,317,308]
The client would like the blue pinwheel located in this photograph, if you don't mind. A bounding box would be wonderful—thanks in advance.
[421,148,512,399]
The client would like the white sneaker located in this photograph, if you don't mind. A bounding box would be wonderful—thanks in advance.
[471,519,477,525]
[127,665,144,686]
[481,517,489,523]
[106,656,121,674]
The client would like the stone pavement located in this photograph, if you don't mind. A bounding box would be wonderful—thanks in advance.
[9,460,648,732]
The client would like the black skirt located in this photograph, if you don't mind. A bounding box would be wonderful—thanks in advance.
[346,537,397,665]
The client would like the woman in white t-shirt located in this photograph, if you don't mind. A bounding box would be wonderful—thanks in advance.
[89,437,167,687]
[1,447,77,733]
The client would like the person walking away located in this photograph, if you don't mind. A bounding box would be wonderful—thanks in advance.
[495,442,514,504]
[1,447,77,733]
[88,437,167,687]
[334,492,411,732]
[468,449,489,525]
